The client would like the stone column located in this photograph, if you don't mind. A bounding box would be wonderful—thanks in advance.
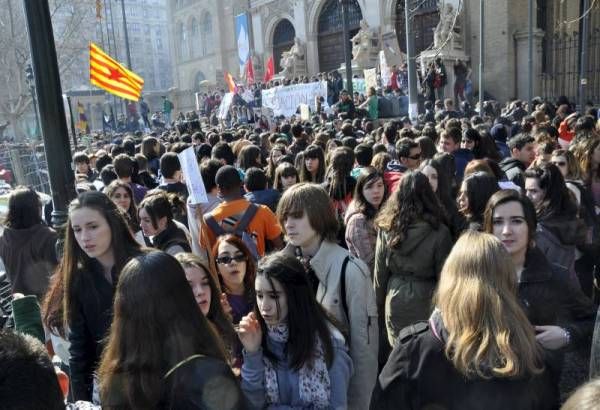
[514,29,544,101]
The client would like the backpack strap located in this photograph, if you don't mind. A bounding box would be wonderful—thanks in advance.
[235,203,258,234]
[164,354,205,379]
[204,214,226,237]
[340,256,350,322]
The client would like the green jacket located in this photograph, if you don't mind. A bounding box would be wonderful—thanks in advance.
[11,295,45,343]
[374,220,452,347]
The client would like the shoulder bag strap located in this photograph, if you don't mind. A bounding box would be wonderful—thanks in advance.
[340,256,350,322]
[235,203,258,234]
[164,354,205,379]
[204,214,225,237]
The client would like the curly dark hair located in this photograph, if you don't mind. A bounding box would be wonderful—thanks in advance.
[375,171,445,247]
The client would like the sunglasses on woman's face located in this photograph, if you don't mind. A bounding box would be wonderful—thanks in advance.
[552,161,566,167]
[216,255,247,265]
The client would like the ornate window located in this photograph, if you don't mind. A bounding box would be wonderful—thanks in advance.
[190,18,199,58]
[201,12,213,56]
[395,0,440,55]
[317,0,362,73]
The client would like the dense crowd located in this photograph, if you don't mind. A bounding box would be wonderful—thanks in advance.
[2,93,600,410]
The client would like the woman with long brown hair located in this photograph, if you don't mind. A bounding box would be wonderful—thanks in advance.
[175,252,240,369]
[59,191,143,401]
[374,171,452,349]
[372,231,557,409]
[98,251,244,409]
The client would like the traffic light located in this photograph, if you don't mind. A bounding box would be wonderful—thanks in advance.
[25,64,34,82]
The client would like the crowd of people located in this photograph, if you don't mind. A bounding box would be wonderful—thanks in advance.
[1,92,600,410]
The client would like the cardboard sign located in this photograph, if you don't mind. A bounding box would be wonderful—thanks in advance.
[178,147,208,204]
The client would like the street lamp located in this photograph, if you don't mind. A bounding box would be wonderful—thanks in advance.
[24,63,41,140]
[339,0,353,95]
[22,0,76,228]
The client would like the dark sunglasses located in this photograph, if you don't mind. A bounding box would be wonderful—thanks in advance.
[552,161,566,167]
[408,153,422,160]
[216,255,247,265]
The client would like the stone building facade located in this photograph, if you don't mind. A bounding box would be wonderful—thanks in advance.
[168,0,600,112]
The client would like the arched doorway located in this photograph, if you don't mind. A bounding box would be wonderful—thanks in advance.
[272,19,295,73]
[317,0,362,73]
[395,0,439,55]
[193,71,206,92]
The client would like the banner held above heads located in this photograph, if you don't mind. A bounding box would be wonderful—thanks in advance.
[89,42,144,101]
[261,81,328,118]
[218,93,235,120]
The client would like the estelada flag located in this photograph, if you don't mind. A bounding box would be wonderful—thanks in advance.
[263,56,274,83]
[89,43,144,101]
[246,59,255,85]
[224,72,237,93]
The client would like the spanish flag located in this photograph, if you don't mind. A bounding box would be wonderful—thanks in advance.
[89,43,144,101]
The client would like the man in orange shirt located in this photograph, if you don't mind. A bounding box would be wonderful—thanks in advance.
[201,165,283,256]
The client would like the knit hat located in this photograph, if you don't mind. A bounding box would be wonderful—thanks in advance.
[490,124,507,142]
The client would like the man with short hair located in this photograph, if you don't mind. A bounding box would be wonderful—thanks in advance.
[73,152,97,182]
[351,144,373,179]
[201,165,283,256]
[288,123,308,157]
[112,153,147,204]
[244,167,280,212]
[383,138,422,193]
[500,133,536,188]
[438,127,473,181]
[157,152,188,200]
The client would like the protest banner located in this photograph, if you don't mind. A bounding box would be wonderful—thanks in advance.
[261,81,327,118]
[364,68,378,90]
[178,146,208,204]
[217,92,234,120]
[343,78,366,95]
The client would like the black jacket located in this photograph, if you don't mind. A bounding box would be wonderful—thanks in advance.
[68,261,118,401]
[103,355,247,409]
[519,246,596,349]
[499,157,526,188]
[152,221,191,255]
[371,312,559,410]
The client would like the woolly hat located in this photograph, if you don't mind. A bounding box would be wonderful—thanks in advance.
[490,124,508,142]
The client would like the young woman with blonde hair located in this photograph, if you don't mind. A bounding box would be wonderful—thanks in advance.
[372,231,557,410]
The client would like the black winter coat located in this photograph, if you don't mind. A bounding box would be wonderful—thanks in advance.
[371,312,559,410]
[103,355,247,409]
[68,261,118,401]
[519,246,596,349]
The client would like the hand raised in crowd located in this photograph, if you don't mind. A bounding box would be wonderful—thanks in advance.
[237,312,262,353]
[535,325,568,350]
[220,292,233,317]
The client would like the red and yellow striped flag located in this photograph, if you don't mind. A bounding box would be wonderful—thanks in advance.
[89,42,144,101]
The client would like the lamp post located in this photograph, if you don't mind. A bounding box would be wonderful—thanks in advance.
[527,0,533,112]
[579,0,590,111]
[478,0,484,115]
[340,0,353,95]
[24,64,41,140]
[22,0,76,228]
[405,0,419,121]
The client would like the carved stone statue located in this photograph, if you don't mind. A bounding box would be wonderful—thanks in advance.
[434,3,455,49]
[278,37,306,79]
[350,20,378,70]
